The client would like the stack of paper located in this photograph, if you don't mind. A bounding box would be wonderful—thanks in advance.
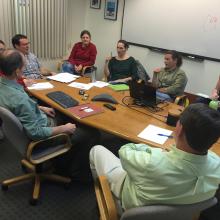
[68,82,94,90]
[90,81,109,88]
[138,124,173,145]
[47,72,80,83]
[27,82,54,90]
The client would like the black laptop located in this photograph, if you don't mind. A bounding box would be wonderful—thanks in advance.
[128,80,157,107]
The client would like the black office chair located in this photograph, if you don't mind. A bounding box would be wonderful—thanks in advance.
[0,106,72,205]
[136,60,150,83]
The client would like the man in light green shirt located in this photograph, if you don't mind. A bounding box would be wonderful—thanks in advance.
[90,103,220,210]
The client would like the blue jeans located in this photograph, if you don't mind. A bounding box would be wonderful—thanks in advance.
[156,91,173,102]
[61,61,79,75]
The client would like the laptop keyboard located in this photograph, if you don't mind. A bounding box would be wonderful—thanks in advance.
[46,91,79,108]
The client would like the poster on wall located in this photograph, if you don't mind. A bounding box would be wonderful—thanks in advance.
[104,0,118,20]
[90,0,101,9]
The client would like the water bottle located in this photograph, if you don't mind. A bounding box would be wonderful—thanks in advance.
[90,66,97,83]
[209,100,220,110]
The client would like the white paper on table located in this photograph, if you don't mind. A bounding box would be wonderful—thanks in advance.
[68,82,94,90]
[47,72,79,83]
[138,124,173,145]
[27,82,54,90]
[90,81,109,88]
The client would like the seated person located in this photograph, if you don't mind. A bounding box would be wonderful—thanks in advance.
[90,103,220,211]
[12,34,55,79]
[152,50,188,101]
[0,49,100,182]
[62,30,97,75]
[104,40,138,83]
[0,40,6,53]
[0,41,34,88]
[195,76,220,111]
[211,75,220,100]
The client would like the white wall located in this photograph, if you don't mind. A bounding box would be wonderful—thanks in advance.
[84,0,220,95]
[44,0,220,95]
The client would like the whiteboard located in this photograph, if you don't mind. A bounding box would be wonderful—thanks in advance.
[122,0,220,61]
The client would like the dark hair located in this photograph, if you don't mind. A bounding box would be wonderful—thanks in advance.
[11,34,27,48]
[165,50,182,67]
[0,40,5,45]
[0,50,24,76]
[80,30,91,38]
[118,40,129,50]
[179,103,220,153]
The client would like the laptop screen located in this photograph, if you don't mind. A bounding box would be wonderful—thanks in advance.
[128,80,157,106]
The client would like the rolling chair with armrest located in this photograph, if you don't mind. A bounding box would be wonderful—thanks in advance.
[0,106,72,205]
[94,175,217,220]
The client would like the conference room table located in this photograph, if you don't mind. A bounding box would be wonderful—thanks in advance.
[27,77,220,156]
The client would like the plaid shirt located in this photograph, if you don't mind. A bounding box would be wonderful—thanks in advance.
[23,52,42,79]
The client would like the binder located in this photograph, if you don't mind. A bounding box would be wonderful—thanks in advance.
[68,103,104,119]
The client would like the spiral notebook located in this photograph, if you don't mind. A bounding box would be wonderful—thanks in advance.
[68,103,104,119]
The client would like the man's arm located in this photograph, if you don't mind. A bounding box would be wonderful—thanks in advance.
[211,76,220,100]
[163,71,187,96]
[104,57,111,80]
[40,67,56,76]
[119,143,163,182]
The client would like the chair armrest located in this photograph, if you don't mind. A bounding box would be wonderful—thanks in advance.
[26,133,72,164]
[82,65,92,76]
[94,175,118,220]
[174,94,189,107]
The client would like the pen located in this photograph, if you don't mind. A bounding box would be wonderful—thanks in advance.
[79,106,89,111]
[157,134,173,138]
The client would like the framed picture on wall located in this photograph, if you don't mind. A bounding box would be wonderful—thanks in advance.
[90,0,101,9]
[104,0,118,20]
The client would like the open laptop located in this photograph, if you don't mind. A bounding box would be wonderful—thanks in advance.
[128,80,157,107]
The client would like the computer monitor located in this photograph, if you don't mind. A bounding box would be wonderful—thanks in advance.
[128,80,157,107]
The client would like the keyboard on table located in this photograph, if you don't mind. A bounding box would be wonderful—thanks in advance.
[46,91,79,108]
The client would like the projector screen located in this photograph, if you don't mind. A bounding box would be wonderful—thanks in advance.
[122,0,220,61]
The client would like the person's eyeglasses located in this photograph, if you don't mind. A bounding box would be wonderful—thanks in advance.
[20,42,30,46]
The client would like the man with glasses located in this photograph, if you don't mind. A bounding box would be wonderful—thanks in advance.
[12,34,54,79]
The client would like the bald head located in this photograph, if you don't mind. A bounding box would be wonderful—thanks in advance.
[0,49,24,76]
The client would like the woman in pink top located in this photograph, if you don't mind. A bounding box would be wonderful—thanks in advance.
[62,30,97,75]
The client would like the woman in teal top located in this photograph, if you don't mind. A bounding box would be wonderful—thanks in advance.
[104,40,138,83]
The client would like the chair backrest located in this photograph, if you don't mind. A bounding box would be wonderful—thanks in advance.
[0,106,29,155]
[120,197,217,220]
[136,60,150,83]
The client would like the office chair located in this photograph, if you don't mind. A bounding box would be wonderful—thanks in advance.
[57,58,97,78]
[0,106,72,205]
[94,175,217,220]
[136,60,150,83]
[174,94,190,107]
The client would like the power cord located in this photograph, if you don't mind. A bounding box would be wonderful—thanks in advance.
[120,96,168,123]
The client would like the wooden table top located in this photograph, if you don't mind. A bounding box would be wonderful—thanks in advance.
[27,78,220,156]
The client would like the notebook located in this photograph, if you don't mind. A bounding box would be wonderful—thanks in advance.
[68,103,104,119]
[108,84,129,91]
[128,80,157,107]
